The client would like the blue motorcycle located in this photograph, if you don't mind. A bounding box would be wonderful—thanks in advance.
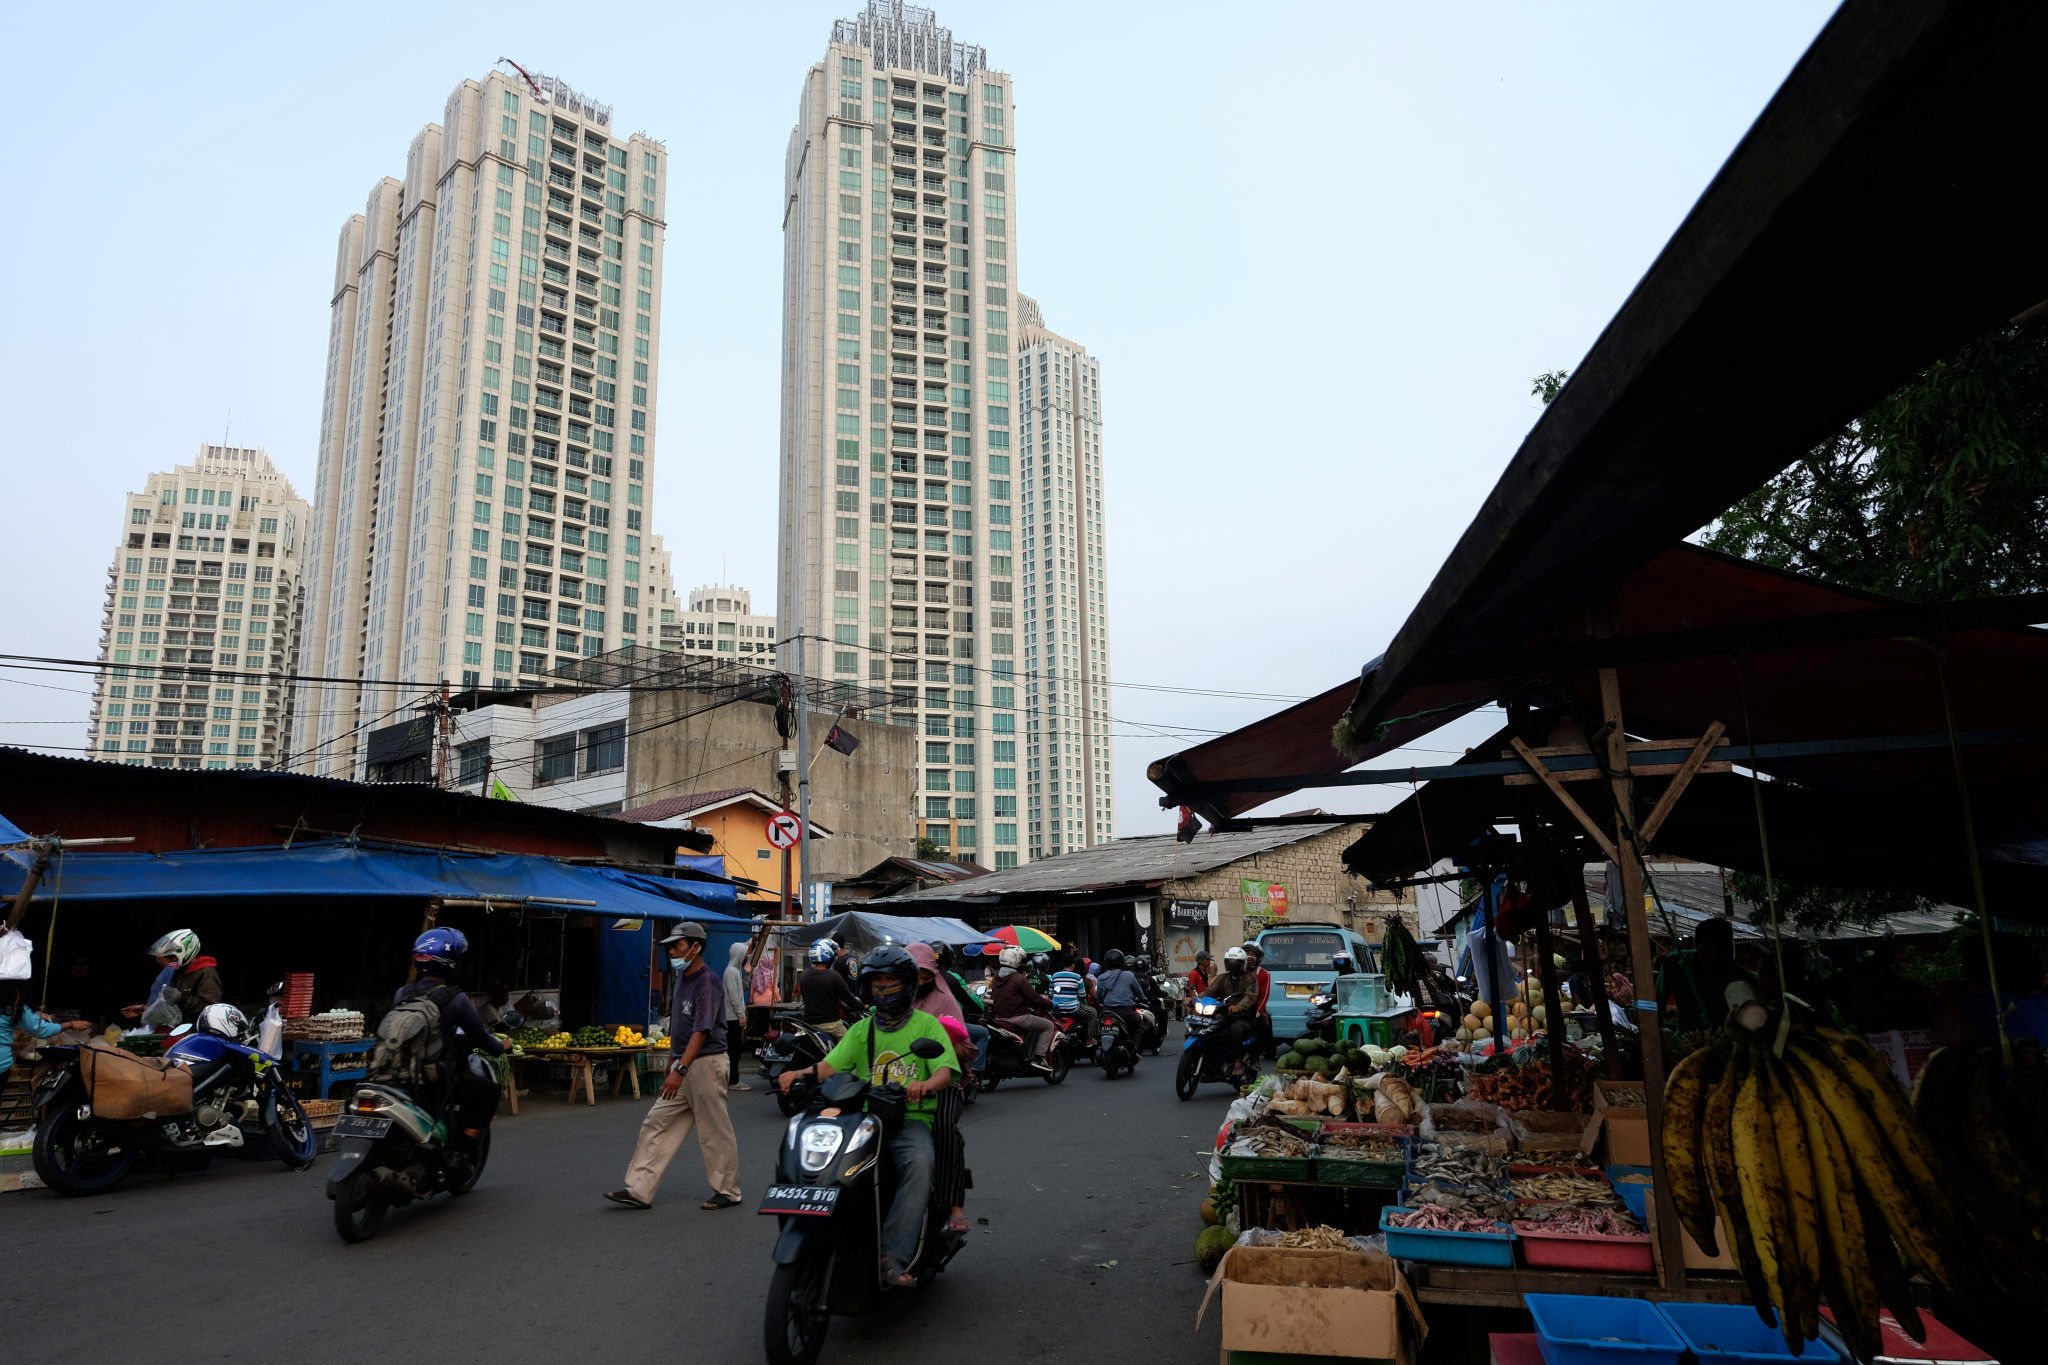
[1174,993,1255,1100]
[32,1007,317,1196]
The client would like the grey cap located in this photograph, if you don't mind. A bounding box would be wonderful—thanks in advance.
[660,921,708,946]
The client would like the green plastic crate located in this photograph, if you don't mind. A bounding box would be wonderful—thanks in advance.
[1218,1151,1318,1183]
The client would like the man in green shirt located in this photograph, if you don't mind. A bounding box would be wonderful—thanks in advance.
[779,945,958,1285]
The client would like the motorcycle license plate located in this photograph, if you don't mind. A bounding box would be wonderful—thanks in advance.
[1285,982,1317,997]
[334,1115,392,1140]
[759,1184,840,1217]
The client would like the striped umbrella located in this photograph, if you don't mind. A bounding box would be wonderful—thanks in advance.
[984,924,1062,953]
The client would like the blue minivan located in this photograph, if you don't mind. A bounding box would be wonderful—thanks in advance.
[1253,923,1380,1041]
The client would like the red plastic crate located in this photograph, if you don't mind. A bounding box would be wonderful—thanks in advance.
[1512,1220,1654,1273]
[283,972,315,1016]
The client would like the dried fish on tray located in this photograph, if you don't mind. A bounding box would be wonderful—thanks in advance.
[1277,1224,1352,1250]
[1508,1171,1621,1204]
[1404,1179,1515,1222]
[1411,1143,1507,1185]
[1228,1125,1313,1159]
[1513,1202,1643,1236]
[1387,1206,1503,1235]
[1317,1133,1406,1163]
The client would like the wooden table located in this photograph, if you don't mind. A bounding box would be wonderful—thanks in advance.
[1405,1262,1749,1310]
[510,1047,650,1106]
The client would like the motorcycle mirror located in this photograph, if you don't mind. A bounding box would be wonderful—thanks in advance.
[909,1037,945,1060]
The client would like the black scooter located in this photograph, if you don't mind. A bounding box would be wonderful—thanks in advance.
[975,1016,1071,1089]
[1098,1009,1138,1079]
[761,1037,965,1365]
[325,1060,492,1243]
[761,1012,841,1117]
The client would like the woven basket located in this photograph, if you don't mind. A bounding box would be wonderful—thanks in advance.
[300,1099,344,1121]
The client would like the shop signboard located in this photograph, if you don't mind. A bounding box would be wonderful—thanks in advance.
[1168,898,1213,928]
[1241,879,1290,919]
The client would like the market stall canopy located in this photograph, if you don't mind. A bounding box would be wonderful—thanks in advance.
[0,810,27,846]
[0,839,748,921]
[1340,0,2048,747]
[778,910,992,957]
[1153,0,2048,821]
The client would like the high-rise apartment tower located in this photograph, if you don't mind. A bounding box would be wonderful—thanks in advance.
[296,65,667,777]
[86,445,309,769]
[780,1,1111,868]
[1016,297,1111,858]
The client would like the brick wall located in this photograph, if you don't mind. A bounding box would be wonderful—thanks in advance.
[1158,824,1419,951]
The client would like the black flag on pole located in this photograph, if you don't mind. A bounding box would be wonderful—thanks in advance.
[824,724,861,756]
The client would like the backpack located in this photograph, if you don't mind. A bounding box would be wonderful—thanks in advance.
[369,985,456,1090]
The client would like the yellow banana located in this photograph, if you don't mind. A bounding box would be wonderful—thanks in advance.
[1763,1052,1822,1346]
[1787,1037,1962,1299]
[1805,1029,1946,1190]
[1705,1040,1774,1319]
[1793,1073,1882,1365]
[1660,1035,1728,1251]
[1854,1179,1927,1345]
[1735,1055,1799,1353]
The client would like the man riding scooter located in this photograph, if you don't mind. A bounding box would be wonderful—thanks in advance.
[1093,950,1147,1059]
[395,929,509,1162]
[778,945,965,1284]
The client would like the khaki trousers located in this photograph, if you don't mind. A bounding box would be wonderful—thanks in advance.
[623,1058,740,1204]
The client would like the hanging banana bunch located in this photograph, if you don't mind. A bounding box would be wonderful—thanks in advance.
[1663,1017,1962,1361]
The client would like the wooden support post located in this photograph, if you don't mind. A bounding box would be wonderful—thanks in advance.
[1569,879,1622,1078]
[1509,738,1623,864]
[4,843,52,935]
[1637,721,1727,846]
[1532,911,1571,1110]
[1598,661,1687,1293]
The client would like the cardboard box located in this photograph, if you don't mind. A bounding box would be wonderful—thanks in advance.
[1645,1200,1737,1273]
[1198,1245,1425,1365]
[1589,1080,1650,1167]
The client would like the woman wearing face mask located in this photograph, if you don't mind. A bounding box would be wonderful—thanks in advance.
[606,923,741,1211]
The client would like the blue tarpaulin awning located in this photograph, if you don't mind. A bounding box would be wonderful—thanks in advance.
[0,840,747,924]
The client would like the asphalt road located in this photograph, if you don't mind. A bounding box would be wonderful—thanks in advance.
[9,1038,1232,1364]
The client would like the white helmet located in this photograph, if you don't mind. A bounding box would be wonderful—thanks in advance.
[1224,946,1248,971]
[150,929,201,967]
[196,1003,248,1040]
[808,938,840,966]
[999,945,1026,970]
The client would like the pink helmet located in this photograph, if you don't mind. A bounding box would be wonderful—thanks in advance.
[937,1014,971,1049]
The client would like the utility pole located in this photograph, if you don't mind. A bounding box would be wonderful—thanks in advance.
[434,680,452,788]
[795,635,813,918]
[777,678,794,919]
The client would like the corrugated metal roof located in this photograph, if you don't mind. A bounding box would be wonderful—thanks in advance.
[873,824,1355,905]
[614,787,759,824]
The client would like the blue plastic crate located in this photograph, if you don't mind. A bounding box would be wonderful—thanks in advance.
[1604,1164,1653,1222]
[1657,1301,1843,1365]
[1377,1206,1515,1267]
[1524,1293,1686,1365]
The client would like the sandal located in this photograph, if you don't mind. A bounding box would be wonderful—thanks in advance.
[604,1189,651,1209]
[701,1192,742,1210]
[880,1257,917,1287]
[945,1212,970,1235]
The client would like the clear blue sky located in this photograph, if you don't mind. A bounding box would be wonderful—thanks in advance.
[0,0,1837,830]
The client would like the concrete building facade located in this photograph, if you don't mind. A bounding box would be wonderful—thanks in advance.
[625,684,915,883]
[1015,296,1111,859]
[296,66,667,778]
[666,583,778,664]
[778,2,1109,871]
[86,445,309,770]
[364,688,632,814]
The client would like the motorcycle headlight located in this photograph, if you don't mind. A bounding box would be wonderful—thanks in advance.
[1194,1001,1217,1017]
[799,1123,844,1173]
[1311,994,1334,1009]
[843,1114,879,1156]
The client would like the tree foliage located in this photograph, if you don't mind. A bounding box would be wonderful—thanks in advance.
[914,836,947,860]
[1700,323,2048,599]
[1727,869,1930,935]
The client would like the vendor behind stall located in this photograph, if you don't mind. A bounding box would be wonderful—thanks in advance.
[1657,917,1754,1032]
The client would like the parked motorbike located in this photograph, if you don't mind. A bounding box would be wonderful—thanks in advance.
[760,1012,843,1117]
[1173,994,1254,1101]
[760,1038,965,1365]
[975,1016,1070,1089]
[326,1060,493,1242]
[1097,1009,1138,1079]
[1302,989,1338,1044]
[32,1019,317,1196]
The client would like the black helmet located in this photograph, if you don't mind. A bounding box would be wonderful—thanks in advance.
[1029,953,1050,971]
[931,941,956,971]
[1102,949,1126,970]
[859,944,920,1026]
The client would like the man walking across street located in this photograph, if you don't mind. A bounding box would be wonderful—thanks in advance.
[606,922,741,1211]
[723,941,752,1091]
